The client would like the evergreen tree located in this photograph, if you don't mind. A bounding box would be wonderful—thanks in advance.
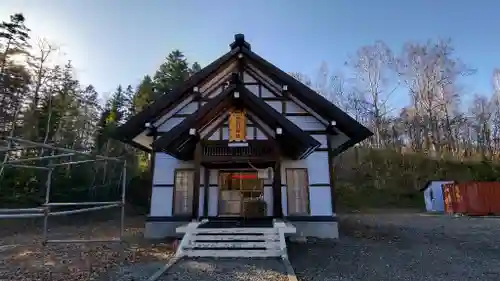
[0,13,31,73]
[131,75,155,115]
[0,13,31,135]
[153,50,190,94]
[190,62,202,75]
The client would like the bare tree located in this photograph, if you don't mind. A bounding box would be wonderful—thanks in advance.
[396,39,474,156]
[348,41,398,148]
[23,38,59,140]
[469,94,492,159]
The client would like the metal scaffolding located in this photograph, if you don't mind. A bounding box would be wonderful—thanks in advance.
[0,136,127,245]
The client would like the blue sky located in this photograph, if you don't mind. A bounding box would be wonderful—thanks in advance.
[1,0,499,107]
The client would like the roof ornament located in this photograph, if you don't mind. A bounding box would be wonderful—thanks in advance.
[230,33,251,50]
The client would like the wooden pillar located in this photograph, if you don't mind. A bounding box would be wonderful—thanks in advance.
[192,142,202,219]
[203,167,210,217]
[326,134,336,214]
[272,160,282,218]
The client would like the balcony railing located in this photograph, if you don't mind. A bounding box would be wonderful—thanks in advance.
[201,140,275,161]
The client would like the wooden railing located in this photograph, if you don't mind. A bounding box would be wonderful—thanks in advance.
[201,140,275,161]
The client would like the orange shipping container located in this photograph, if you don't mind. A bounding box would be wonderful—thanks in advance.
[442,183,456,214]
[485,182,500,215]
[441,182,500,216]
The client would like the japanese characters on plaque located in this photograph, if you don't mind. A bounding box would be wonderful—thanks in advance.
[229,108,247,143]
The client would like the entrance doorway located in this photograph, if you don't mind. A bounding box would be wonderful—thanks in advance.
[218,171,264,216]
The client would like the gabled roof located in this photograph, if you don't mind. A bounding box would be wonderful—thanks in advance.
[114,34,372,155]
[153,76,321,160]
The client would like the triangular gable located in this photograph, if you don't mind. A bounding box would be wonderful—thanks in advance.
[153,78,320,160]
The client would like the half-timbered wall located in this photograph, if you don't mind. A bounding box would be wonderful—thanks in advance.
[147,57,343,220]
[150,153,207,217]
[281,150,333,216]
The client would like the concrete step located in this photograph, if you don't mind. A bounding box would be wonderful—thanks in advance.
[175,221,291,258]
[193,234,279,241]
[189,241,280,248]
[183,249,282,258]
[191,227,277,234]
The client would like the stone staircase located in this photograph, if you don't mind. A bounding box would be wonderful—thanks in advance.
[174,219,296,258]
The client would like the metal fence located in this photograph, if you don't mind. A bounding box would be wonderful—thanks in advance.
[0,136,127,245]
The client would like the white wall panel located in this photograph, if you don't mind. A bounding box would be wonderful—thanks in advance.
[158,117,185,132]
[285,101,307,114]
[247,128,255,140]
[261,86,278,97]
[208,132,219,140]
[312,134,328,149]
[286,115,326,131]
[255,129,267,140]
[245,84,259,95]
[222,127,229,139]
[243,71,257,83]
[281,186,288,216]
[198,187,204,217]
[263,186,274,216]
[306,151,330,184]
[177,102,198,114]
[309,186,333,216]
[208,186,219,216]
[150,186,173,216]
[209,169,219,185]
[265,101,282,112]
[153,153,194,185]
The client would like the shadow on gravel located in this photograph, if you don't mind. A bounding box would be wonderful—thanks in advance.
[288,213,500,281]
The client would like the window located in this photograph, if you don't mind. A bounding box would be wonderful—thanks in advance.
[285,168,310,215]
[173,169,194,215]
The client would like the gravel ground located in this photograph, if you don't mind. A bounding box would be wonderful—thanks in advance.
[158,258,288,281]
[288,213,500,281]
[1,215,175,281]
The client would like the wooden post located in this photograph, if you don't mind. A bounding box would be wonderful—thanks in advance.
[203,167,210,217]
[272,160,282,218]
[326,134,336,214]
[193,142,202,219]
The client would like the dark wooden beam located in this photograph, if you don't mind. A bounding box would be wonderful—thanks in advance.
[203,166,210,217]
[192,142,202,219]
[202,161,274,169]
[273,159,282,218]
[326,134,336,214]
